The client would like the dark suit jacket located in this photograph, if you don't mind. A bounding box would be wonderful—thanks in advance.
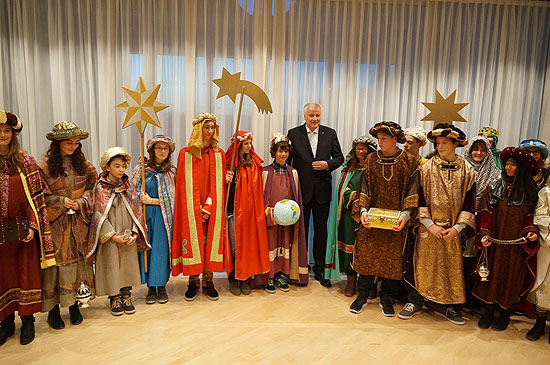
[287,124,344,205]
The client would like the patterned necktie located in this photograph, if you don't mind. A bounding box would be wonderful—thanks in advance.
[309,130,318,157]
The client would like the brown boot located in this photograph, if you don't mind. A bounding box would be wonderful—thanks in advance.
[344,275,357,297]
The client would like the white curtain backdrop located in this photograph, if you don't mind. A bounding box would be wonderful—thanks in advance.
[1,0,549,169]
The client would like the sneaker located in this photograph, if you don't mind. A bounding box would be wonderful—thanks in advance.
[110,295,124,316]
[265,279,276,294]
[121,294,136,314]
[379,297,395,317]
[275,277,290,292]
[349,295,368,314]
[185,285,199,301]
[436,307,465,325]
[204,285,219,301]
[399,303,419,320]
[145,287,157,304]
[157,286,169,304]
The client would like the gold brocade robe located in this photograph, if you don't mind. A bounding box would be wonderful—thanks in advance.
[351,149,419,280]
[413,155,476,305]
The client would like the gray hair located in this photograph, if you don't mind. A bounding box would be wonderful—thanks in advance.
[303,102,322,116]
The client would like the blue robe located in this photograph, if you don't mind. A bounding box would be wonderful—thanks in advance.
[138,170,171,287]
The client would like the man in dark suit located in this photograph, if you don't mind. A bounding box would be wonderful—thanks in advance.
[287,102,344,287]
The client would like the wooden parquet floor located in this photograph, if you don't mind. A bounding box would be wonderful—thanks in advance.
[1,275,549,364]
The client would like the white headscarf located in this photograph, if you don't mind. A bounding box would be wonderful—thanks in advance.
[464,136,501,199]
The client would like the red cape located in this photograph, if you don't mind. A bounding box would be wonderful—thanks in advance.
[171,146,232,276]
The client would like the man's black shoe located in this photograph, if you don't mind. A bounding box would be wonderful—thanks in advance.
[314,272,332,288]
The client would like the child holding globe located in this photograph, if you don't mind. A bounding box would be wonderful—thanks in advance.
[254,133,309,293]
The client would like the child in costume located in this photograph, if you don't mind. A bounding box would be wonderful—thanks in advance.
[401,123,476,326]
[85,147,149,316]
[225,131,270,295]
[171,113,231,301]
[461,136,501,310]
[478,126,503,170]
[472,147,540,332]
[325,136,377,297]
[403,126,428,166]
[130,135,176,304]
[518,139,549,188]
[40,121,97,330]
[0,111,55,346]
[351,121,419,317]
[528,182,550,342]
[254,133,309,293]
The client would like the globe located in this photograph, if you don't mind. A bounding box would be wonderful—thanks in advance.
[273,199,301,226]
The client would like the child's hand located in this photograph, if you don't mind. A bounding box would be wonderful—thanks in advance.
[141,192,153,205]
[111,234,129,244]
[360,211,371,228]
[226,171,234,183]
[64,197,75,209]
[125,233,138,245]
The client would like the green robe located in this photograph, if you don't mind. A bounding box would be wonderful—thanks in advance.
[325,169,362,280]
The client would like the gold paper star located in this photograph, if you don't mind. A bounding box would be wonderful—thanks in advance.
[116,77,169,133]
[421,90,468,125]
[212,68,272,114]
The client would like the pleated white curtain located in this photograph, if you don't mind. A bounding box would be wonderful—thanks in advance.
[0,0,549,168]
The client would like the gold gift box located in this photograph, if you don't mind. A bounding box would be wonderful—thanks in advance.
[365,208,401,230]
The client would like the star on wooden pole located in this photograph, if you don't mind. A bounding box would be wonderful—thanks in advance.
[115,77,168,274]
[212,67,272,223]
[421,90,469,125]
[212,68,272,114]
[116,77,169,133]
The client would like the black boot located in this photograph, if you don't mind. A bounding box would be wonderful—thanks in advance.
[145,287,157,304]
[492,307,511,331]
[0,313,16,346]
[157,286,168,304]
[69,302,83,325]
[526,315,546,341]
[47,304,65,330]
[20,315,35,345]
[478,305,495,329]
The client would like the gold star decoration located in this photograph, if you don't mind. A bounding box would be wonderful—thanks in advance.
[421,90,468,125]
[212,68,272,114]
[115,77,169,133]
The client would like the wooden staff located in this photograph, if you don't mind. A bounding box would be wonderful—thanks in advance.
[224,85,246,214]
[140,131,147,273]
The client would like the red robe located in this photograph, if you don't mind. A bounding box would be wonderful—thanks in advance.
[225,134,270,281]
[171,146,232,276]
[229,160,271,280]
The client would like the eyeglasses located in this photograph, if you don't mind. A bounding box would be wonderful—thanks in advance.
[355,148,369,152]
[154,147,170,151]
